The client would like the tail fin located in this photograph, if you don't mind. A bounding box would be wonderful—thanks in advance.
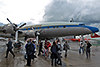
[91,33,100,38]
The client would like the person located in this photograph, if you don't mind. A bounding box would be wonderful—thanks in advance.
[31,40,36,61]
[79,41,84,54]
[43,39,49,59]
[86,41,92,58]
[38,39,44,56]
[25,39,34,66]
[46,42,51,56]
[57,39,62,65]
[51,41,58,66]
[5,38,15,58]
[63,41,70,57]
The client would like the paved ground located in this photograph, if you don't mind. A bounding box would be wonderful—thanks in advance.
[0,41,100,67]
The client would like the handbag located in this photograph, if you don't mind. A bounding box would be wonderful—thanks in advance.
[24,53,28,59]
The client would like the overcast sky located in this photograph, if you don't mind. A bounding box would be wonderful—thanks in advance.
[0,0,100,29]
[0,0,51,25]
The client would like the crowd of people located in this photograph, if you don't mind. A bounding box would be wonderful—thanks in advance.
[24,39,71,66]
[4,38,92,66]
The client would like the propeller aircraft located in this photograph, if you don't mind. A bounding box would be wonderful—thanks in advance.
[0,18,99,48]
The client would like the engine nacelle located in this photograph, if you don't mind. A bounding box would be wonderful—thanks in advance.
[25,30,35,38]
[2,24,15,34]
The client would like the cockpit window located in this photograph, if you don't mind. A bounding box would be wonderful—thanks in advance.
[80,24,85,26]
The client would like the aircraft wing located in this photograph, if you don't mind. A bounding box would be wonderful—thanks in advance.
[0,33,13,38]
[0,26,5,32]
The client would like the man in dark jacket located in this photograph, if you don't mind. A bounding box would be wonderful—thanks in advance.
[5,38,15,58]
[25,39,34,66]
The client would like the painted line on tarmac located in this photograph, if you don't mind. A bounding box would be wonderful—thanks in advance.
[62,58,70,67]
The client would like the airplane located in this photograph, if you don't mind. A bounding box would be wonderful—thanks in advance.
[63,38,90,42]
[91,33,100,38]
[89,33,100,42]
[0,18,99,48]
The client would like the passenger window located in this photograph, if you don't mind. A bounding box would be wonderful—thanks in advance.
[36,27,38,29]
[63,26,66,28]
[53,26,55,28]
[33,27,35,29]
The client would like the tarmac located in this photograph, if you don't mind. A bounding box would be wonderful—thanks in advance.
[0,41,100,67]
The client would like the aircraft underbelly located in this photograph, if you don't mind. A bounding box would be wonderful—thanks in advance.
[40,27,92,38]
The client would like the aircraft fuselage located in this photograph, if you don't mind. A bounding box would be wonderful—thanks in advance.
[21,22,99,39]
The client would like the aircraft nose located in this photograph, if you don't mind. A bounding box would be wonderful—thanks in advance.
[89,27,99,33]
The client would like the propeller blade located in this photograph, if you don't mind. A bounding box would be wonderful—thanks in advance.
[19,23,26,28]
[7,18,13,25]
[39,29,42,33]
[13,23,17,27]
[35,31,40,36]
[36,32,40,35]
[7,18,17,27]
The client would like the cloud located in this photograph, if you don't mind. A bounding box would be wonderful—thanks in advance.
[90,23,100,31]
[0,22,5,26]
[0,0,52,24]
[43,0,100,25]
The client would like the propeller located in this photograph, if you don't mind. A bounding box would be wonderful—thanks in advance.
[7,18,26,31]
[35,30,42,44]
[7,18,13,25]
[19,23,26,28]
[7,18,26,43]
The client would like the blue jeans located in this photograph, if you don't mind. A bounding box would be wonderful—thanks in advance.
[43,49,48,55]
[86,49,90,58]
[79,47,84,53]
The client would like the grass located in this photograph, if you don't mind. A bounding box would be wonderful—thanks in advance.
[92,44,100,46]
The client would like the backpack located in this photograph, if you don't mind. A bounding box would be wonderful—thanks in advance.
[58,44,63,51]
[52,46,57,54]
[60,44,63,51]
[26,42,34,55]
[66,44,70,49]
